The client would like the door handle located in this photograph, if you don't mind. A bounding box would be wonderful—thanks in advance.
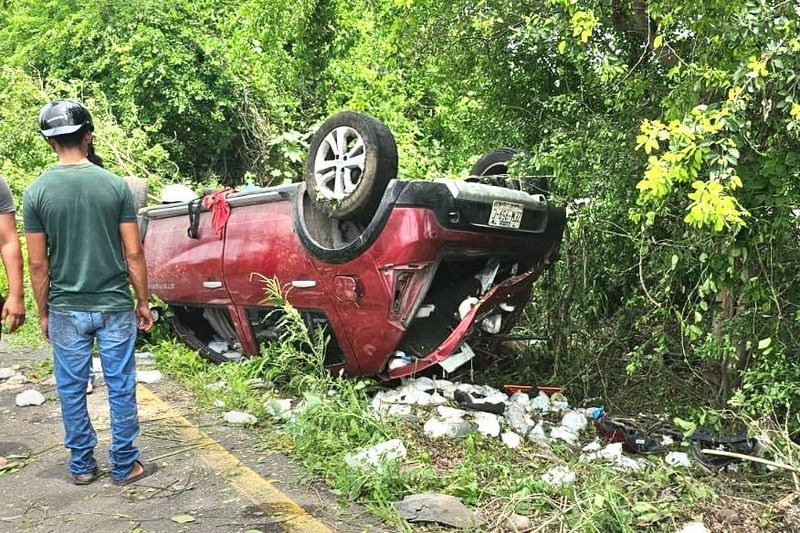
[291,280,317,289]
[203,281,224,289]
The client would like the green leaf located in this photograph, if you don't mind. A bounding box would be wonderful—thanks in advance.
[170,514,195,524]
[558,40,567,54]
[671,254,678,269]
[653,35,663,49]
[757,337,772,350]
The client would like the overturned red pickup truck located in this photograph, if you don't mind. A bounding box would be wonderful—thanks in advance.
[139,112,565,379]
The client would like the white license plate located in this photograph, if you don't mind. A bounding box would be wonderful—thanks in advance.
[488,201,523,229]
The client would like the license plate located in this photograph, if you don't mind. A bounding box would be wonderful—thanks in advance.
[488,201,523,229]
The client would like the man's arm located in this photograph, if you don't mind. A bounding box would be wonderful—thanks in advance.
[25,232,49,340]
[0,213,25,332]
[120,222,152,331]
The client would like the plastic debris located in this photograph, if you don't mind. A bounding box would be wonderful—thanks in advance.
[16,389,45,407]
[561,410,588,432]
[665,451,691,467]
[662,435,675,446]
[415,304,435,318]
[530,391,551,411]
[481,314,502,334]
[423,418,474,439]
[387,404,414,418]
[136,370,163,384]
[223,411,257,425]
[677,522,710,533]
[549,392,569,411]
[264,398,293,419]
[550,425,579,446]
[208,340,228,353]
[345,439,407,469]
[458,297,479,319]
[472,412,501,437]
[541,466,576,487]
[501,431,522,449]
[439,343,476,373]
[394,493,482,529]
[437,406,466,419]
[581,439,602,453]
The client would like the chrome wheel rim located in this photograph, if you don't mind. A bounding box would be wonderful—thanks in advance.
[313,126,366,201]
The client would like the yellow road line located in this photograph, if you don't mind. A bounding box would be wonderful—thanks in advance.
[136,385,333,533]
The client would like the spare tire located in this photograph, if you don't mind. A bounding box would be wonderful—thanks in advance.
[304,111,397,222]
[123,176,149,211]
[470,148,517,177]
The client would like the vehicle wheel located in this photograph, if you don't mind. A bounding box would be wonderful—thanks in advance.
[304,111,398,222]
[123,176,149,211]
[470,148,517,177]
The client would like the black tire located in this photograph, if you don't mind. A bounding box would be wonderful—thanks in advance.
[470,148,517,177]
[123,176,149,211]
[304,111,397,222]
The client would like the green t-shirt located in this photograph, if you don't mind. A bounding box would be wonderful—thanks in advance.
[23,163,137,312]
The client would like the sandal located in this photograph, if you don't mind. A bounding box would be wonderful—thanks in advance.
[72,466,99,485]
[112,460,158,486]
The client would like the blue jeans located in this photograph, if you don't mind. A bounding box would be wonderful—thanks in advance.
[50,309,141,480]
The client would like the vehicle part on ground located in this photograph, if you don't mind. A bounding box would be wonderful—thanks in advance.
[124,176,149,211]
[304,111,398,222]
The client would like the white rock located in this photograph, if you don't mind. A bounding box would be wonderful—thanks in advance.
[665,451,691,467]
[212,399,225,408]
[222,351,243,361]
[504,514,531,532]
[223,410,257,425]
[424,417,474,439]
[550,425,579,446]
[561,410,588,432]
[677,522,709,533]
[530,392,550,411]
[472,412,501,437]
[206,380,228,391]
[541,466,575,487]
[345,439,407,469]
[15,389,46,407]
[136,370,163,384]
[0,367,16,380]
[437,406,467,419]
[501,431,522,449]
[264,398,292,418]
[5,373,26,385]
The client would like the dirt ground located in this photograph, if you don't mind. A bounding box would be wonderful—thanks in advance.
[0,341,389,533]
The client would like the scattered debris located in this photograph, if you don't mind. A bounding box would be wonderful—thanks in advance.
[15,389,45,407]
[136,370,163,384]
[264,398,292,419]
[387,404,414,418]
[541,465,576,487]
[223,411,257,425]
[501,431,522,449]
[677,522,709,533]
[550,425,579,446]
[345,439,407,469]
[424,418,474,439]
[394,493,482,529]
[561,410,588,432]
[503,513,531,532]
[472,412,501,437]
[530,391,551,411]
[665,451,691,468]
[436,406,466,419]
[586,442,647,472]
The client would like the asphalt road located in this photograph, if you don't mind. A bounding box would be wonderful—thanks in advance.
[0,341,386,533]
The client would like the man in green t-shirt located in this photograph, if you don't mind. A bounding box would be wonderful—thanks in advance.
[23,99,156,486]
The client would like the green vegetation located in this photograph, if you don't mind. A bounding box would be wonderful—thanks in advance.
[150,284,795,530]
